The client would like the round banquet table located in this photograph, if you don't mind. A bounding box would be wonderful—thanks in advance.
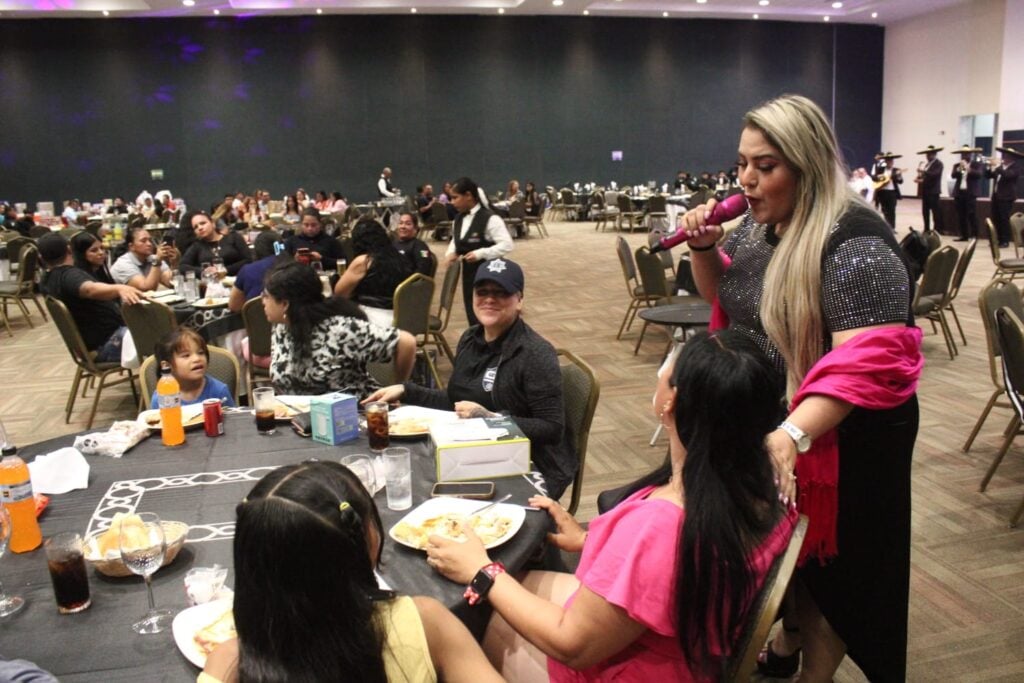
[635,302,712,354]
[1,414,550,682]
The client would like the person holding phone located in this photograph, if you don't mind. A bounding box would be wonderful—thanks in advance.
[109,225,177,291]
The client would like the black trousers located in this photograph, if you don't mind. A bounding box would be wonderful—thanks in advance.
[954,193,978,238]
[460,259,481,327]
[876,190,898,229]
[921,193,942,232]
[992,198,1014,245]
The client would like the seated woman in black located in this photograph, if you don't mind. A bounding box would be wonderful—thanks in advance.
[363,257,575,500]
[70,231,114,285]
[333,219,412,328]
[178,211,253,276]
[284,207,344,271]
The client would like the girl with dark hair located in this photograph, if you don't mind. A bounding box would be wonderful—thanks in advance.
[148,328,235,408]
[200,461,503,683]
[282,195,301,225]
[330,191,348,213]
[426,330,797,681]
[70,231,114,284]
[179,211,253,276]
[264,261,416,398]
[333,219,413,327]
[523,181,543,217]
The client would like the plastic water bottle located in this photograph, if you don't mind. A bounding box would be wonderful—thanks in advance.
[157,365,185,447]
[0,420,43,553]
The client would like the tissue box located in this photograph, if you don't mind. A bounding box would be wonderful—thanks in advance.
[430,415,530,481]
[310,392,359,446]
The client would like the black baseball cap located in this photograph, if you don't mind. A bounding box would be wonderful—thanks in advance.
[473,258,524,295]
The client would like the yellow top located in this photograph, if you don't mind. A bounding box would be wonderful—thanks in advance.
[195,596,437,683]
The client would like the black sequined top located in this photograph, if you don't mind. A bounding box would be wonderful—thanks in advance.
[718,202,913,374]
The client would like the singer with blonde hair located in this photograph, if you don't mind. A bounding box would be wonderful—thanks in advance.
[679,93,923,683]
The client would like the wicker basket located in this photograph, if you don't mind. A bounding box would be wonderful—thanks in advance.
[84,521,189,578]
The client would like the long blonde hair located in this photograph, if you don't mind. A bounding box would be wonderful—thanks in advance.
[745,94,859,396]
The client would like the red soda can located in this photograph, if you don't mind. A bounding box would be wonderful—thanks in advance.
[203,399,224,437]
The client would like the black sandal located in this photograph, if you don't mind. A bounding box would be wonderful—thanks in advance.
[755,627,801,678]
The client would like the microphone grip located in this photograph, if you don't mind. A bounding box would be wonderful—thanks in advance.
[650,194,749,253]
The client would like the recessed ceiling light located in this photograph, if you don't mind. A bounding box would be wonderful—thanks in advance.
[182,0,195,6]
[753,13,759,19]
[871,12,878,19]
[102,9,109,15]
[552,0,563,6]
[213,8,220,14]
[696,0,708,5]
[498,7,504,13]
[316,8,322,14]
[410,7,417,12]
[823,16,830,21]
[759,0,769,6]
[583,9,589,15]
[832,1,843,8]
[662,11,669,17]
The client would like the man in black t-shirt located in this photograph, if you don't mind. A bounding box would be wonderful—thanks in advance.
[37,233,143,362]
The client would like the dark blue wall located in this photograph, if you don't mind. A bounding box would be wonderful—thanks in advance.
[0,16,883,210]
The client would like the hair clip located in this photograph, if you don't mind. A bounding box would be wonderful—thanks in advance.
[339,501,351,512]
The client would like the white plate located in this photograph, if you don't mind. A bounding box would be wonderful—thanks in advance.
[192,297,230,309]
[172,598,234,669]
[388,496,525,551]
[138,404,206,430]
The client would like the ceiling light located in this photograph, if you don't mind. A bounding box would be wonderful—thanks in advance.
[662,11,668,17]
[583,10,589,15]
[213,8,220,14]
[410,7,417,12]
[759,0,769,6]
[316,8,322,14]
[102,9,109,15]
[498,7,504,13]
[871,12,878,19]
[753,13,759,19]
[696,0,708,5]
[182,0,195,6]
[552,0,564,6]
[832,1,843,7]
[823,16,830,21]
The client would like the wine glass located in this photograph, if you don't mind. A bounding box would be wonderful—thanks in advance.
[0,506,26,617]
[119,512,174,634]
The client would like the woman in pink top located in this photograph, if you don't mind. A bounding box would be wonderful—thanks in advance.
[428,330,797,681]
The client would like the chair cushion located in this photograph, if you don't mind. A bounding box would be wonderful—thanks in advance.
[913,295,942,315]
[999,258,1024,269]
[0,283,20,295]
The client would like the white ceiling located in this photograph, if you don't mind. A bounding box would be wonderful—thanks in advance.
[0,0,972,24]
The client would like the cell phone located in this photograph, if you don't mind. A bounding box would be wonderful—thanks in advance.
[430,482,495,500]
[162,233,174,245]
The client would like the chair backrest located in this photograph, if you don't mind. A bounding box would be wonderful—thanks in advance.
[979,279,1024,387]
[242,297,273,357]
[424,249,439,278]
[430,202,449,224]
[948,238,977,301]
[1010,212,1024,256]
[44,296,97,372]
[29,225,50,239]
[508,200,526,220]
[140,344,241,407]
[6,236,34,267]
[647,195,667,213]
[914,245,958,303]
[987,218,1002,264]
[560,189,576,206]
[616,236,637,284]
[617,194,634,213]
[16,244,41,286]
[996,307,1024,422]
[688,188,708,208]
[122,300,178,362]
[635,246,670,299]
[392,273,435,338]
[725,515,809,682]
[435,260,461,331]
[557,349,600,516]
[646,232,675,272]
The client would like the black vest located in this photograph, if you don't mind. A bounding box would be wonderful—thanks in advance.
[454,206,496,255]
[378,176,393,198]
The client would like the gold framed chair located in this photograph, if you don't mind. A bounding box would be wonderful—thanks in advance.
[943,238,976,346]
[724,515,809,682]
[242,297,273,394]
[616,194,645,232]
[0,244,48,329]
[45,296,138,429]
[139,345,241,408]
[393,273,442,388]
[426,259,460,365]
[559,189,581,221]
[633,246,705,354]
[911,245,959,360]
[506,199,526,239]
[987,218,1024,280]
[556,349,601,516]
[122,300,177,363]
[429,202,453,242]
[615,237,657,340]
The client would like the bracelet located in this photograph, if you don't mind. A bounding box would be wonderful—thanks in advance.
[689,242,717,252]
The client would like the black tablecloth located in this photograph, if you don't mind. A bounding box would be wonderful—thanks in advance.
[171,304,244,342]
[1,415,549,681]
[936,197,1024,237]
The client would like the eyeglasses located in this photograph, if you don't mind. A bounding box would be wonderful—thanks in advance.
[474,287,514,300]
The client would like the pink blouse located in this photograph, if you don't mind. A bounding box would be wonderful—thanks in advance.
[548,486,796,682]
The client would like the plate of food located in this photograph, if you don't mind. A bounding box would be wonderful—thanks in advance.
[172,598,235,668]
[376,405,453,439]
[192,297,230,309]
[146,291,184,304]
[389,496,525,551]
[137,404,206,431]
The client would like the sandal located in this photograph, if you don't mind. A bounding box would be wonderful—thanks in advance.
[755,627,801,678]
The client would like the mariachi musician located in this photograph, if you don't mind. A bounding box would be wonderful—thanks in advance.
[950,145,983,241]
[916,145,944,233]
[986,146,1023,248]
[871,151,903,229]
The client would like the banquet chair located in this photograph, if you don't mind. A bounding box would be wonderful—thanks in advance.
[980,307,1024,527]
[0,244,47,329]
[4,236,34,275]
[523,203,548,238]
[430,202,452,242]
[591,192,612,232]
[943,238,976,346]
[616,194,645,232]
[616,237,657,340]
[393,273,442,388]
[138,345,241,409]
[242,297,273,393]
[723,515,809,682]
[645,195,669,232]
[546,188,564,221]
[633,246,704,354]
[911,245,959,360]
[121,300,177,406]
[426,259,460,366]
[559,189,581,221]
[646,230,676,276]
[962,278,1022,453]
[987,218,1024,280]
[45,296,138,429]
[1009,212,1024,259]
[556,349,600,516]
[506,199,526,238]
[28,225,50,239]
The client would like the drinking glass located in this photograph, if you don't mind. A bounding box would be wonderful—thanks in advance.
[254,387,276,435]
[0,507,26,617]
[45,532,91,614]
[341,454,378,495]
[212,256,227,282]
[310,261,324,276]
[119,512,173,634]
[365,401,389,453]
[383,447,412,511]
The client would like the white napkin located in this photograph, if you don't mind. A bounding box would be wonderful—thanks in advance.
[27,447,90,494]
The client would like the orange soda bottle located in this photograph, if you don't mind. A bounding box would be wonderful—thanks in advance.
[157,364,185,447]
[0,445,43,553]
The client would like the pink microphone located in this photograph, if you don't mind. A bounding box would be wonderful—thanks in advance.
[649,194,749,253]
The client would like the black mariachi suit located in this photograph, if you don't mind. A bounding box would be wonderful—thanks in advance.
[872,161,902,229]
[951,159,983,239]
[986,160,1021,245]
[454,207,497,327]
[918,158,944,232]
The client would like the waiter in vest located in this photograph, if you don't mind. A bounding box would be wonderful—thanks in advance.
[986,146,1023,248]
[916,145,944,233]
[445,177,514,326]
[378,167,397,198]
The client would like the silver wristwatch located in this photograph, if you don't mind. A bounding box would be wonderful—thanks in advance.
[778,421,812,453]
